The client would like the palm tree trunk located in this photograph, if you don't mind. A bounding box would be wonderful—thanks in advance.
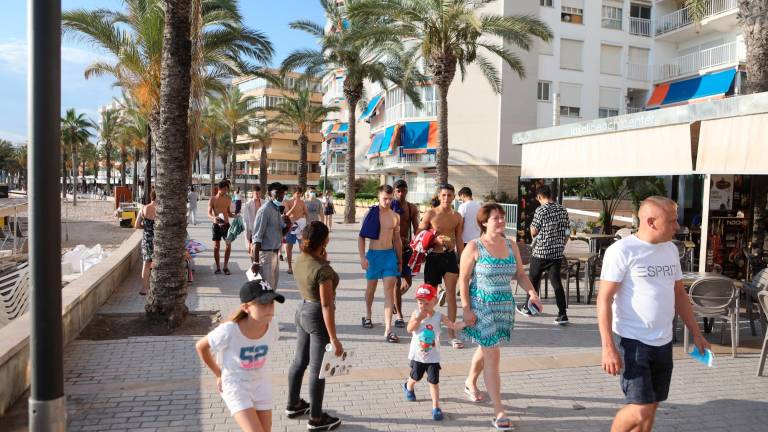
[146,0,192,328]
[62,154,68,198]
[230,127,237,188]
[298,133,308,190]
[133,145,140,201]
[210,137,216,195]
[106,142,112,195]
[436,83,450,186]
[120,149,127,186]
[740,0,768,94]
[72,140,78,206]
[344,93,360,224]
[259,141,268,197]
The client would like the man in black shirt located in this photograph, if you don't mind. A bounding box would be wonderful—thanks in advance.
[517,185,571,324]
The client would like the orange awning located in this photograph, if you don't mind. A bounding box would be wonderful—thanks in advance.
[646,83,670,108]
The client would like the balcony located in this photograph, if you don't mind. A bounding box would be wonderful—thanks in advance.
[652,41,745,82]
[629,17,652,37]
[368,148,436,172]
[627,63,652,82]
[654,0,737,40]
[326,162,346,177]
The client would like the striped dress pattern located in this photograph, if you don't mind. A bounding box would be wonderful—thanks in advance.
[462,239,517,347]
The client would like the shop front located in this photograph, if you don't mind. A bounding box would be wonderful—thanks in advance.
[512,91,768,279]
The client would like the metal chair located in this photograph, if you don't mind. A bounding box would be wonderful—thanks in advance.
[684,276,740,358]
[745,268,768,336]
[0,261,30,325]
[757,291,768,376]
[547,239,590,306]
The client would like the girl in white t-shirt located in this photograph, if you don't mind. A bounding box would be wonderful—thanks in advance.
[196,279,285,432]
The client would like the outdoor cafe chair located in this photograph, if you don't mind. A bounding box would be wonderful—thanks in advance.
[0,261,30,325]
[545,239,590,306]
[614,227,632,240]
[684,276,740,358]
[757,291,768,376]
[745,268,768,337]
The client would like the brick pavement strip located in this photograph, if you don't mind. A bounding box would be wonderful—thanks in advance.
[5,209,768,431]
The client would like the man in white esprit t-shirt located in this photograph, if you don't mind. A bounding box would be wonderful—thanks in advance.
[598,196,709,432]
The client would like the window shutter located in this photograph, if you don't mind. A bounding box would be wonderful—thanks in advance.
[560,39,583,70]
[599,87,621,109]
[559,83,581,107]
[600,44,622,75]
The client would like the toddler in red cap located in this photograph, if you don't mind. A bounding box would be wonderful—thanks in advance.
[403,283,466,421]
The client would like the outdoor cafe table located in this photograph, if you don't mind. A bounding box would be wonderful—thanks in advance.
[570,233,616,253]
[564,250,598,304]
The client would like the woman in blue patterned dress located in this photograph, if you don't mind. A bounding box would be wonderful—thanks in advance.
[459,203,542,431]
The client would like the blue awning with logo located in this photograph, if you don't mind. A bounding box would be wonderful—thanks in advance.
[359,94,383,122]
[659,68,737,107]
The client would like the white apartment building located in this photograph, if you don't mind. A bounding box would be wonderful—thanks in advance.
[322,0,744,202]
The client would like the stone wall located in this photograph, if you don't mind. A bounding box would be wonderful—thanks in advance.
[0,230,142,415]
[448,165,520,201]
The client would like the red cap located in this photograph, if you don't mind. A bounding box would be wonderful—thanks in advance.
[415,284,437,301]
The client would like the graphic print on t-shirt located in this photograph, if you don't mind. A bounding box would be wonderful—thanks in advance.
[239,345,269,369]
[419,324,436,353]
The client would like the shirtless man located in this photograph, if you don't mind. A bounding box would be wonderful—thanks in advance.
[359,184,402,343]
[283,186,308,274]
[392,179,419,328]
[419,183,464,348]
[208,180,235,275]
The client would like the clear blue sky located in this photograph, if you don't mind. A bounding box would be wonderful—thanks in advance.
[0,0,325,144]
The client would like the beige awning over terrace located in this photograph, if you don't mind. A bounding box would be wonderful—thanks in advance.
[520,123,694,178]
[696,112,768,174]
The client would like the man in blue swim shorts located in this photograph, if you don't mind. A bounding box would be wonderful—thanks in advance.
[359,185,402,343]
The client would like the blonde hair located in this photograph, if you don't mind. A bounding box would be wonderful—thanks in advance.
[228,301,257,322]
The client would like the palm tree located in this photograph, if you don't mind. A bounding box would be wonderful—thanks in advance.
[61,109,94,206]
[281,0,425,223]
[201,103,227,194]
[118,99,149,201]
[348,0,553,185]
[686,0,768,94]
[273,81,338,189]
[210,86,256,186]
[97,108,120,195]
[248,120,275,195]
[144,0,193,327]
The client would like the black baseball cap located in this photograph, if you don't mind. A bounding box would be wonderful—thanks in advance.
[239,279,285,304]
[267,182,289,192]
[393,179,408,189]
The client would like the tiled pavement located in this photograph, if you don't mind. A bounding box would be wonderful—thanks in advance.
[6,207,768,431]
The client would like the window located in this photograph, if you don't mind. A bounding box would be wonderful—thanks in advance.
[537,81,551,102]
[602,5,622,30]
[540,0,553,6]
[385,87,404,124]
[560,39,583,70]
[630,4,651,19]
[559,82,581,118]
[600,44,622,75]
[599,108,620,118]
[238,77,268,92]
[561,0,584,24]
[599,87,621,118]
[404,86,438,118]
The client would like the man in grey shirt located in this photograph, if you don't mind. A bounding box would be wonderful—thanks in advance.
[252,182,291,289]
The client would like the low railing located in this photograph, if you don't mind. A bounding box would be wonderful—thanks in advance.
[498,203,519,234]
[627,62,651,81]
[327,163,345,176]
[653,41,744,82]
[368,148,437,171]
[629,17,652,37]
[626,106,645,114]
[655,0,737,36]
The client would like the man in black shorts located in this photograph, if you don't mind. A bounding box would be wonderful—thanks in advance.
[598,197,709,432]
[418,184,464,348]
[208,181,234,274]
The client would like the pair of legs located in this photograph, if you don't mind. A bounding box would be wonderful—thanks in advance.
[611,403,659,432]
[365,276,397,336]
[406,361,441,409]
[140,260,152,295]
[287,302,330,421]
[323,213,333,230]
[213,239,231,273]
[465,346,506,421]
[424,251,460,341]
[285,234,300,273]
[258,251,280,290]
[527,257,567,317]
[187,206,197,225]
[233,409,271,432]
[394,274,412,322]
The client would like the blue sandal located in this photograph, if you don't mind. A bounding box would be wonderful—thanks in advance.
[432,408,443,421]
[402,382,416,401]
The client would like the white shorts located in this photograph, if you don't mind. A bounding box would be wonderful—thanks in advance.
[221,376,273,414]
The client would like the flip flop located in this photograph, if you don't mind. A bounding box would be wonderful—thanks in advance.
[451,338,464,349]
[214,269,222,275]
[386,332,399,343]
[464,385,485,402]
[394,319,405,328]
[362,317,373,329]
[223,268,231,275]
[492,417,514,431]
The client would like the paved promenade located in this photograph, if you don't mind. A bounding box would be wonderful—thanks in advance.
[7,207,768,431]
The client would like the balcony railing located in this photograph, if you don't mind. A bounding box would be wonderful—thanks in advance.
[368,148,436,171]
[627,63,651,82]
[326,163,345,176]
[655,0,737,36]
[629,17,652,37]
[626,106,645,114]
[652,41,744,82]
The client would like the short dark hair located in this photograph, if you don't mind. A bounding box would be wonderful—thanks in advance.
[536,185,552,199]
[393,179,408,189]
[378,184,393,194]
[439,183,455,193]
[458,187,472,198]
[252,185,260,191]
[218,180,229,189]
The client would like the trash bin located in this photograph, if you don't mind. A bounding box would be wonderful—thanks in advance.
[0,185,8,198]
